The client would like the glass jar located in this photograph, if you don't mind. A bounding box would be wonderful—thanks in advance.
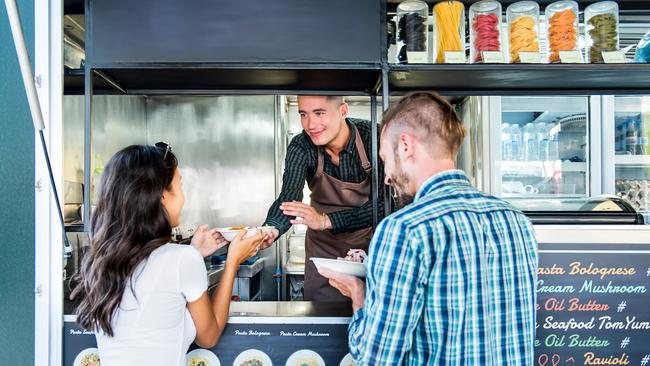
[545,0,579,63]
[434,1,466,63]
[585,1,619,63]
[396,0,429,64]
[469,0,502,63]
[507,1,541,63]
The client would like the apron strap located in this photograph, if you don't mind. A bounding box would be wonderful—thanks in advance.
[353,124,372,173]
[316,146,325,176]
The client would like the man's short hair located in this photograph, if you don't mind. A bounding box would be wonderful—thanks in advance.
[326,96,345,105]
[380,91,466,156]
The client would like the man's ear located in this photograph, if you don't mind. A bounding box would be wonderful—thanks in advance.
[399,133,416,160]
[340,102,349,120]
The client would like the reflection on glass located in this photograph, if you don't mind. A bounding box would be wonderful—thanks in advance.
[498,97,589,205]
[614,96,650,214]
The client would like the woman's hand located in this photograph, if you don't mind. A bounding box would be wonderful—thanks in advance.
[226,230,265,266]
[280,201,331,231]
[191,225,228,257]
[260,228,280,249]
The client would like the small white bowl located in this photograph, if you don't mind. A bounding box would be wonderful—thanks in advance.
[311,257,366,278]
[286,349,325,366]
[73,348,100,366]
[233,349,273,366]
[186,348,220,366]
[216,226,274,242]
[339,353,356,366]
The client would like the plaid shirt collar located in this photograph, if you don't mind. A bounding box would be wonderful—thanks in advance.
[415,169,472,202]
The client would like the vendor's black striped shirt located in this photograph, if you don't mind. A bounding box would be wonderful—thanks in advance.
[264,118,385,235]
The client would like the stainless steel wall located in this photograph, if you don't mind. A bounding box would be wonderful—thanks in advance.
[146,96,279,300]
[63,95,147,203]
[145,96,277,234]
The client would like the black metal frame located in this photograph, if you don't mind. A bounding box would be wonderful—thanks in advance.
[81,0,390,231]
[79,0,650,229]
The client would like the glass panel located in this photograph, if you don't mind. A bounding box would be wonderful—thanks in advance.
[614,96,650,214]
[497,96,590,209]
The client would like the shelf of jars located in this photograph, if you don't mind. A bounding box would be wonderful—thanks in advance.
[388,64,650,94]
[386,0,650,11]
[386,0,650,95]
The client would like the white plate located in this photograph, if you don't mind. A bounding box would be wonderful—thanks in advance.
[186,348,221,366]
[311,257,366,278]
[73,347,100,366]
[285,349,325,366]
[339,353,356,366]
[216,226,274,242]
[232,349,273,366]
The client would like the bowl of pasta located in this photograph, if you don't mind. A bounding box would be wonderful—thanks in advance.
[186,348,220,366]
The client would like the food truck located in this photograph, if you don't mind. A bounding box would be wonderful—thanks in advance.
[3,0,650,364]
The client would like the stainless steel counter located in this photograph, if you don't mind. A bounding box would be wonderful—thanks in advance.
[207,266,224,288]
[228,301,353,324]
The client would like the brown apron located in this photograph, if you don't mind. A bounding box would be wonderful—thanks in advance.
[304,125,373,302]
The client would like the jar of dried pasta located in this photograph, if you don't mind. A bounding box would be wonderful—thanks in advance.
[585,1,620,63]
[545,0,579,63]
[507,1,541,63]
[469,0,502,63]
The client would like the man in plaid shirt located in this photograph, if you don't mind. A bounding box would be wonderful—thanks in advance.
[321,92,538,365]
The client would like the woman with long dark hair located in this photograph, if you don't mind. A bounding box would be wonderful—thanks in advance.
[70,143,265,365]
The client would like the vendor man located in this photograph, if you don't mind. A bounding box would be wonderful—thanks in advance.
[262,96,384,301]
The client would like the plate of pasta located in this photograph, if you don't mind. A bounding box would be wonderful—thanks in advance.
[233,349,273,366]
[73,348,100,366]
[339,353,356,366]
[285,349,325,366]
[186,348,220,366]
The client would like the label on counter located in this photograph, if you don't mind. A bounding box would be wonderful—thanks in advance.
[602,51,626,64]
[559,51,582,63]
[406,51,428,64]
[64,320,350,366]
[481,51,505,64]
[535,243,650,366]
[519,52,542,64]
[444,51,466,64]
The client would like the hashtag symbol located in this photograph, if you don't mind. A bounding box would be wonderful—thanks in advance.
[641,354,650,366]
[617,301,627,312]
[620,337,630,349]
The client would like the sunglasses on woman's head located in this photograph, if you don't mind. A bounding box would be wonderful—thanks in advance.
[154,141,172,160]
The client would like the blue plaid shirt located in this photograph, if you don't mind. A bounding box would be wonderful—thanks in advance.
[348,170,538,365]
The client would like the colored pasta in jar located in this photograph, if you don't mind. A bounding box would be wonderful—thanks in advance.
[509,16,539,62]
[546,1,578,63]
[396,0,429,63]
[470,1,502,63]
[434,1,466,63]
[585,1,619,63]
[507,1,540,63]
